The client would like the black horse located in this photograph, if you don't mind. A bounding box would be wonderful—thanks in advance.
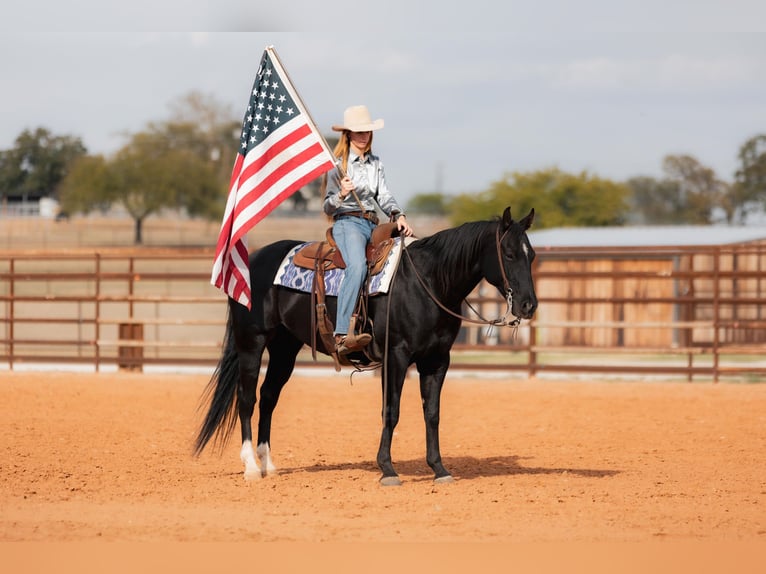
[194,206,537,485]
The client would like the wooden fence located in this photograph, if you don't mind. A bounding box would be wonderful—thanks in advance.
[1,244,764,381]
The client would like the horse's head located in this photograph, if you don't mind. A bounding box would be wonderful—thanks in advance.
[483,206,538,320]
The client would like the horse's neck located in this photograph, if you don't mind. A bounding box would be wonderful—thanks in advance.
[412,221,492,303]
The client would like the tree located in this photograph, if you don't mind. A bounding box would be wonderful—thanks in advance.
[60,91,240,243]
[661,155,724,224]
[60,131,220,244]
[448,168,629,229]
[0,127,86,203]
[58,155,114,215]
[627,155,731,225]
[734,134,766,220]
[165,93,239,175]
[626,176,684,224]
[406,192,450,215]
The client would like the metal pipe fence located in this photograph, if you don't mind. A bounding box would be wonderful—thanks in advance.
[1,244,764,381]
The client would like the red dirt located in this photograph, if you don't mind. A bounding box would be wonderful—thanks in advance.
[1,371,765,547]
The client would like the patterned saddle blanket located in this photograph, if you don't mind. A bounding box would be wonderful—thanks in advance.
[273,236,404,296]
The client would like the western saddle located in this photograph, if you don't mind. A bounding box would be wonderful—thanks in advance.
[292,222,399,371]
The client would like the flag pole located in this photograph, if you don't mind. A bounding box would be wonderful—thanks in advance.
[268,46,364,210]
[267,46,337,165]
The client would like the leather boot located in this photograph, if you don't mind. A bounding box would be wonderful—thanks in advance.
[335,333,372,355]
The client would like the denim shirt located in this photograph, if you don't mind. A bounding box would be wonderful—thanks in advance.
[323,151,404,219]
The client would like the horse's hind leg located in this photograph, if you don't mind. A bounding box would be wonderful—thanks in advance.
[256,326,303,476]
[237,336,268,480]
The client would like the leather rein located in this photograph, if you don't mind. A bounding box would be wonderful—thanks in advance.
[400,221,522,330]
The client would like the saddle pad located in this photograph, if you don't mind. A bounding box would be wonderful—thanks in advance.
[274,236,404,296]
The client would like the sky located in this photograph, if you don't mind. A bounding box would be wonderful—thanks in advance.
[1,1,765,207]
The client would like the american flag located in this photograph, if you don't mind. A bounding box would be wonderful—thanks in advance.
[211,46,336,308]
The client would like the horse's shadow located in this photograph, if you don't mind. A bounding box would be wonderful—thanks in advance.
[278,454,620,482]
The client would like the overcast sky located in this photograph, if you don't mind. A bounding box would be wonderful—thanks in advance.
[1,1,765,205]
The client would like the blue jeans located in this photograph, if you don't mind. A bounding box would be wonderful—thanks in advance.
[332,216,376,336]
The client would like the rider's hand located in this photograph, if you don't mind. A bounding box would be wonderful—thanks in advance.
[340,177,354,198]
[396,215,413,237]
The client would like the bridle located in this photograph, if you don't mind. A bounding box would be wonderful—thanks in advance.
[401,221,522,330]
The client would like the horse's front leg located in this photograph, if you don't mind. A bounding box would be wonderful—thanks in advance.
[376,354,409,486]
[418,354,454,483]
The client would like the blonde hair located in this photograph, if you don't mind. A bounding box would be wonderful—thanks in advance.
[321,131,374,201]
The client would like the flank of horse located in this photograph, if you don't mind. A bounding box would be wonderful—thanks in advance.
[194,206,538,485]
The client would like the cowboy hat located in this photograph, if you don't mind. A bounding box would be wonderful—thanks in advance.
[331,105,384,132]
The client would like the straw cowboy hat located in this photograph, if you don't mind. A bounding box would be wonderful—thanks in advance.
[331,105,384,132]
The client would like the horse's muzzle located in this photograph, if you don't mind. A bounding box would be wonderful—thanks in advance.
[519,299,537,319]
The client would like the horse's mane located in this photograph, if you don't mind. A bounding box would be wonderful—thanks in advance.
[408,218,498,294]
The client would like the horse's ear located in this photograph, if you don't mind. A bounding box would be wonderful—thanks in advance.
[502,206,513,228]
[519,208,535,231]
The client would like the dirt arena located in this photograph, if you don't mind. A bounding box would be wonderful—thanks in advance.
[1,369,765,570]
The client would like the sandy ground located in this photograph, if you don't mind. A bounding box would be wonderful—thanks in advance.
[1,370,765,570]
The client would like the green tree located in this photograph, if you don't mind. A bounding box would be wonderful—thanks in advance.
[60,91,240,243]
[626,176,684,224]
[0,127,86,203]
[734,134,766,220]
[448,168,629,229]
[406,192,450,215]
[58,155,114,214]
[661,155,723,224]
[628,155,728,225]
[60,131,220,244]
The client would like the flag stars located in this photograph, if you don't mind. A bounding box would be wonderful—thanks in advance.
[239,56,303,151]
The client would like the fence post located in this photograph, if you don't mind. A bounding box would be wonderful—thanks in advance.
[8,257,14,370]
[712,247,720,383]
[528,321,538,378]
[118,322,144,372]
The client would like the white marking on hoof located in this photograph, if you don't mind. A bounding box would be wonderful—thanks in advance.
[256,442,278,476]
[240,440,261,480]
[434,475,455,484]
[380,475,402,486]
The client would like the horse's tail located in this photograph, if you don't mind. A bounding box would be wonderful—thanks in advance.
[193,308,240,456]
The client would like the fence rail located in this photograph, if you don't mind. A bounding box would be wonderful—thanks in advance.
[1,244,764,382]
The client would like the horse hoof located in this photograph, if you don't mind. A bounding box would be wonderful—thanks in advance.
[244,470,262,481]
[380,475,402,487]
[434,475,454,484]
